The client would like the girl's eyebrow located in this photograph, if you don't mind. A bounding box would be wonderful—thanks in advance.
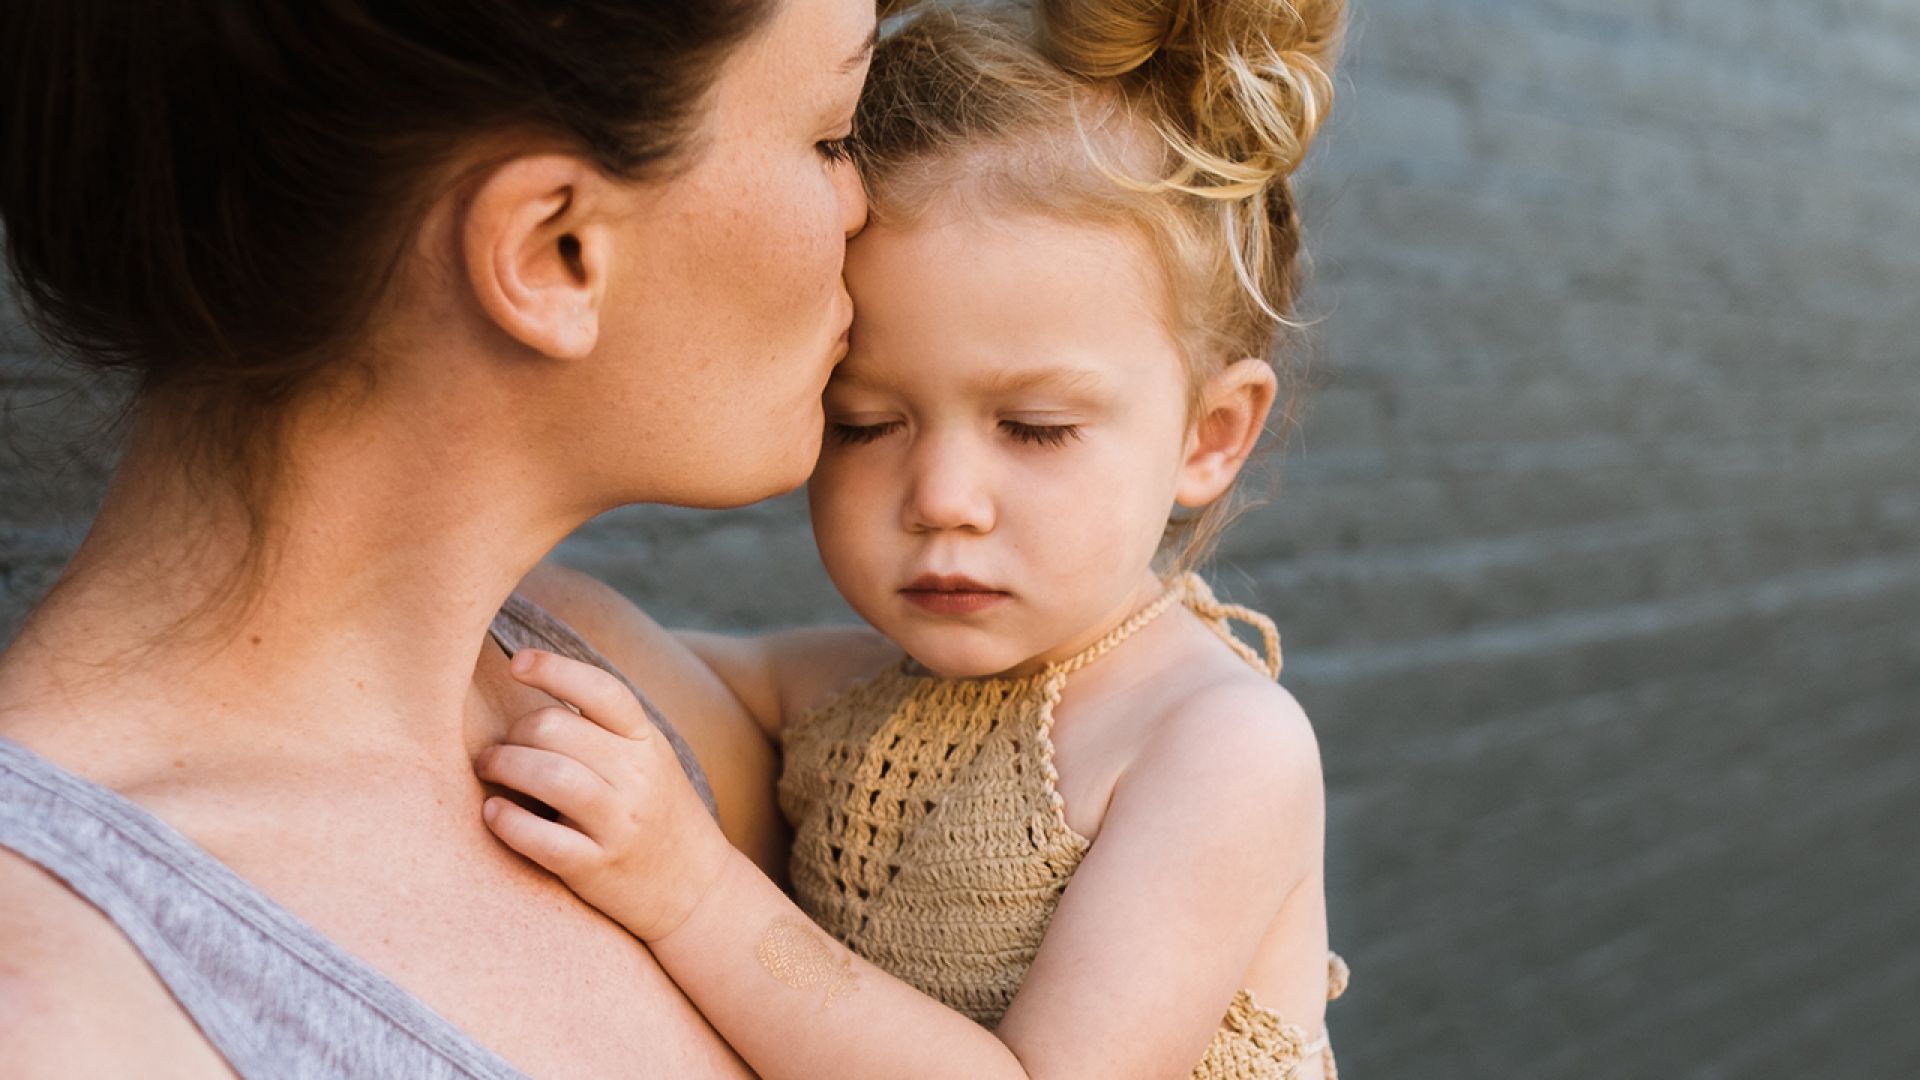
[977,367,1106,397]
[827,366,1105,397]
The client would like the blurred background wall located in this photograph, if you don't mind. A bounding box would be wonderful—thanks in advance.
[4,0,1916,1075]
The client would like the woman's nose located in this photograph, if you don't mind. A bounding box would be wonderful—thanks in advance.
[902,437,994,534]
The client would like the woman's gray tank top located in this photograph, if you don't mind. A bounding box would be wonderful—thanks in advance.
[0,593,717,1078]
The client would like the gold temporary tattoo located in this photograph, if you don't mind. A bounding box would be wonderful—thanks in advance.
[757,918,860,1009]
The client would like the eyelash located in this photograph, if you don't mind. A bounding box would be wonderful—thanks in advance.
[826,421,1082,448]
[816,137,854,164]
[1002,421,1082,447]
[828,421,900,445]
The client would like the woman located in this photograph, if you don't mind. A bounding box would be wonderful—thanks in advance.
[0,0,874,1075]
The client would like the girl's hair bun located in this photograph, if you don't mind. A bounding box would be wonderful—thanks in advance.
[1032,0,1183,78]
[1038,0,1342,192]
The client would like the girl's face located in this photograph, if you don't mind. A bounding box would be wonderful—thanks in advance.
[588,0,874,509]
[809,210,1197,678]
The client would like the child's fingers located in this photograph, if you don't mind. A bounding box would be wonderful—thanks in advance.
[482,796,601,877]
[504,705,639,789]
[507,650,651,740]
[475,743,616,829]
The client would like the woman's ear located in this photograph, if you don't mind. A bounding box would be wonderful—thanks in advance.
[460,155,611,360]
[1174,358,1279,508]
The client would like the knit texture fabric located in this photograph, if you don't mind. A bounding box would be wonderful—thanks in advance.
[779,575,1346,1079]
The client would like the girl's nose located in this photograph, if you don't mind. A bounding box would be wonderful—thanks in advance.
[902,437,994,534]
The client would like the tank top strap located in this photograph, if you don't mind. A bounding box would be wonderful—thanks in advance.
[0,735,529,1079]
[1048,574,1282,680]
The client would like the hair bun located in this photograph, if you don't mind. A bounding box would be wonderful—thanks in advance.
[1034,0,1184,78]
[1038,0,1343,190]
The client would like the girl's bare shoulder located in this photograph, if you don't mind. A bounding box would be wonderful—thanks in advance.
[1124,627,1325,853]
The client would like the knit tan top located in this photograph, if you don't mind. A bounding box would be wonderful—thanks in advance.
[778,574,1347,1079]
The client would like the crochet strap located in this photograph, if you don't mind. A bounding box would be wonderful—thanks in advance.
[1182,575,1284,679]
[1050,574,1282,680]
[1049,579,1188,677]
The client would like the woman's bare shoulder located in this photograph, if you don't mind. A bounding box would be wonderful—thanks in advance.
[0,849,237,1078]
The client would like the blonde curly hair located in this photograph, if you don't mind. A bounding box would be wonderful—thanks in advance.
[854,0,1344,565]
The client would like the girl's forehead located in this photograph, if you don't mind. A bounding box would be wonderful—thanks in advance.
[848,210,1167,316]
[842,211,1183,386]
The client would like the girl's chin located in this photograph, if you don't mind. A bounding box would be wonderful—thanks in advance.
[906,644,1051,682]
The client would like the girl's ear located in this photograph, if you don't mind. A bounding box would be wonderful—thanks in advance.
[1175,358,1278,508]
[460,154,613,360]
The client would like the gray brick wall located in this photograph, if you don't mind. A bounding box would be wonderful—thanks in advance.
[4,1,1916,1074]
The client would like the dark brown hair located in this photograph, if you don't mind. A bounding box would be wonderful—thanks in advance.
[1,0,773,509]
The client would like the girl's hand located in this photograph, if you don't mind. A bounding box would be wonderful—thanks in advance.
[475,649,731,941]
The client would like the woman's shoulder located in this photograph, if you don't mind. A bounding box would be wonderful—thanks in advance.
[0,848,237,1077]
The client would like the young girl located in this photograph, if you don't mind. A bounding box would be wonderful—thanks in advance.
[476,1,1347,1076]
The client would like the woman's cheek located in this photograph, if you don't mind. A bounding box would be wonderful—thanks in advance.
[798,175,847,282]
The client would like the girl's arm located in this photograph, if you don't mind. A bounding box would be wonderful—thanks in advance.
[675,625,903,740]
[478,650,1325,1080]
[991,677,1330,1078]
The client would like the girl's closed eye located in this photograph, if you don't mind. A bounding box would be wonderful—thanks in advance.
[828,419,902,445]
[1001,419,1082,447]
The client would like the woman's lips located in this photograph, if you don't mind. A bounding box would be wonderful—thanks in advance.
[901,575,1008,615]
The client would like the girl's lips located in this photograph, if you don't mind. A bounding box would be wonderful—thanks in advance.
[902,576,1008,615]
[902,589,1008,615]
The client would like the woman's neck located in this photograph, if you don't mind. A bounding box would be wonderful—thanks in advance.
[0,396,580,776]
